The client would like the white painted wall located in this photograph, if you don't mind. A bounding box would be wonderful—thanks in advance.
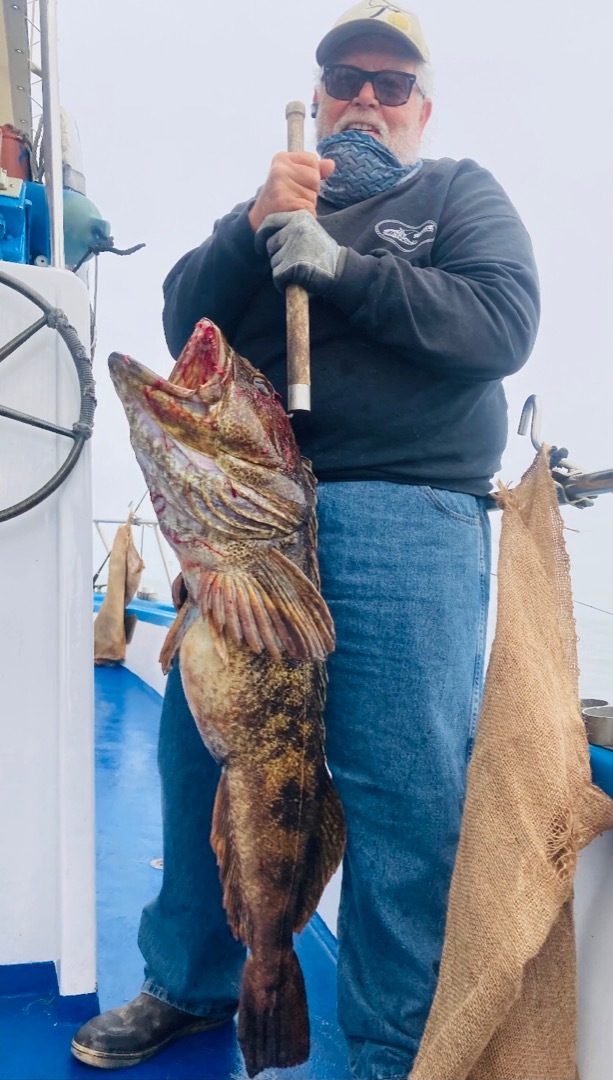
[0,265,96,996]
[576,829,613,1080]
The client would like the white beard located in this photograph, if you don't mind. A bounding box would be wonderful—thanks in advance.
[315,106,421,166]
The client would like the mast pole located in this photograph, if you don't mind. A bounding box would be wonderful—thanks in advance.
[39,0,65,268]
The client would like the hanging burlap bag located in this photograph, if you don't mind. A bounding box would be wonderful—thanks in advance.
[94,522,145,664]
[410,449,613,1080]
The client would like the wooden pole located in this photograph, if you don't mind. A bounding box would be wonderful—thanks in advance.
[285,100,311,414]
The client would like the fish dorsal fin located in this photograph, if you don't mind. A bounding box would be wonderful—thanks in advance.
[199,548,335,662]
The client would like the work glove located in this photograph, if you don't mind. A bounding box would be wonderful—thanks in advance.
[255,210,346,296]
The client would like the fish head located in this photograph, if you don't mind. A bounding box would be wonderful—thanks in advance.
[108,319,309,543]
[168,319,303,476]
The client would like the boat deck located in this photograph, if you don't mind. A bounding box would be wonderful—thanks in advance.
[1,665,351,1080]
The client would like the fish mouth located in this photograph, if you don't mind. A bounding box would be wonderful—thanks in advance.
[108,351,197,401]
[168,319,230,390]
[108,320,230,405]
[108,350,225,480]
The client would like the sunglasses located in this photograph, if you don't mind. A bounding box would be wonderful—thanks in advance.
[322,64,419,107]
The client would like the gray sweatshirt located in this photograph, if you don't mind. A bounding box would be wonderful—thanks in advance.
[163,156,540,496]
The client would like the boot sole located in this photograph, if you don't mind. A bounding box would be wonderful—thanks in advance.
[70,1015,233,1069]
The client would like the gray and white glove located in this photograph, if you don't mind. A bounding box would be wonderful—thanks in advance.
[255,209,346,296]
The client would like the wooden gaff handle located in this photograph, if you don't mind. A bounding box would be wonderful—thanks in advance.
[285,100,311,414]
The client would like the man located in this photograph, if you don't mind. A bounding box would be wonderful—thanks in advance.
[73,3,539,1077]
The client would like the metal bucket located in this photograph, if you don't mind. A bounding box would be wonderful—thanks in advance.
[581,698,609,710]
[582,706,613,750]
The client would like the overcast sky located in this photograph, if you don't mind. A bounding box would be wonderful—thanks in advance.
[55,0,612,643]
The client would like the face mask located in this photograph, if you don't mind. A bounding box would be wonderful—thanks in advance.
[316,129,422,209]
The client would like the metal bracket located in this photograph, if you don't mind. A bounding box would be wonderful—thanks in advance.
[517,394,543,451]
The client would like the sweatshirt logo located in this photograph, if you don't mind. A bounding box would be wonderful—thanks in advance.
[375,218,437,252]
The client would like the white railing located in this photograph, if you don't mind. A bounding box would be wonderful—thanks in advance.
[93,515,179,601]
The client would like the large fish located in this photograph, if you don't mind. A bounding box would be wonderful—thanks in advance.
[108,319,346,1077]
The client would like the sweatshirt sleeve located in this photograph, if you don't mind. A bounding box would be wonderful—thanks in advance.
[323,162,540,382]
[162,201,270,359]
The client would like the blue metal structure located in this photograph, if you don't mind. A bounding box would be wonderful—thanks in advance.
[0,179,111,267]
[0,180,31,263]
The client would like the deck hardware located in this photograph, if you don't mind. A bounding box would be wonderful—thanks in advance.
[517,394,543,451]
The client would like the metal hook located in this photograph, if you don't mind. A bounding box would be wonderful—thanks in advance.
[518,394,543,452]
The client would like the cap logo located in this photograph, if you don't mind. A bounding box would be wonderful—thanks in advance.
[388,13,410,30]
[366,1,406,20]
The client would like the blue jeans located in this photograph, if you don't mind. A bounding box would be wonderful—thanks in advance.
[138,481,491,1080]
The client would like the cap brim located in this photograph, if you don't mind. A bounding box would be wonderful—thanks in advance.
[316,20,426,65]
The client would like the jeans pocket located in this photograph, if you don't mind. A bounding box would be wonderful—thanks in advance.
[422,485,480,524]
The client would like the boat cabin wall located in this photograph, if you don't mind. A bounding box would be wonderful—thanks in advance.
[0,264,96,996]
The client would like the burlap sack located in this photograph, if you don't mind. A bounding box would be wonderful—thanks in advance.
[410,449,613,1080]
[94,523,145,664]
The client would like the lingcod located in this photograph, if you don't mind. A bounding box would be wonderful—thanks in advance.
[108,318,346,1077]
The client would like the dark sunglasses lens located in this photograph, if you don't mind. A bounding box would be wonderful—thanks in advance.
[325,66,363,100]
[373,72,414,105]
[324,66,415,105]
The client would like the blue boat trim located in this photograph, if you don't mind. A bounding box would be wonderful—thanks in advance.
[0,961,58,997]
[93,593,176,627]
[589,745,613,798]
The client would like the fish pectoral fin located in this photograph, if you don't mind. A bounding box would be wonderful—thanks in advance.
[293,776,346,933]
[159,602,194,674]
[211,770,251,943]
[200,548,335,662]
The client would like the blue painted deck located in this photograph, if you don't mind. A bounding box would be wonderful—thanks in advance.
[0,665,350,1080]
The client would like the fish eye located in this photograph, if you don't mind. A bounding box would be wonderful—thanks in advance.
[252,376,273,396]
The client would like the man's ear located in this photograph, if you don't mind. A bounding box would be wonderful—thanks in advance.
[419,96,433,132]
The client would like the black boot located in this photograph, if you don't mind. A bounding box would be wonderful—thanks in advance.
[71,992,236,1069]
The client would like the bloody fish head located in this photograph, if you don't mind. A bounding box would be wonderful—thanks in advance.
[108,319,309,543]
[109,319,301,473]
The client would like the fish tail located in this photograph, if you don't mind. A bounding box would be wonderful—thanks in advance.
[238,948,309,1077]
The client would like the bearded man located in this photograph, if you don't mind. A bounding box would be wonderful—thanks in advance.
[72,4,539,1078]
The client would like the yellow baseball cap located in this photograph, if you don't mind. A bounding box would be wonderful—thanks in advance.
[316,2,430,65]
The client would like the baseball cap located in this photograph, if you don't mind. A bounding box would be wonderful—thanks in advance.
[316,2,430,66]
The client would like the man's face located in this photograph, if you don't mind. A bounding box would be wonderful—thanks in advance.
[314,39,432,165]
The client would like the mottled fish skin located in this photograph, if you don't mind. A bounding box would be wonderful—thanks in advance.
[108,320,345,1077]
